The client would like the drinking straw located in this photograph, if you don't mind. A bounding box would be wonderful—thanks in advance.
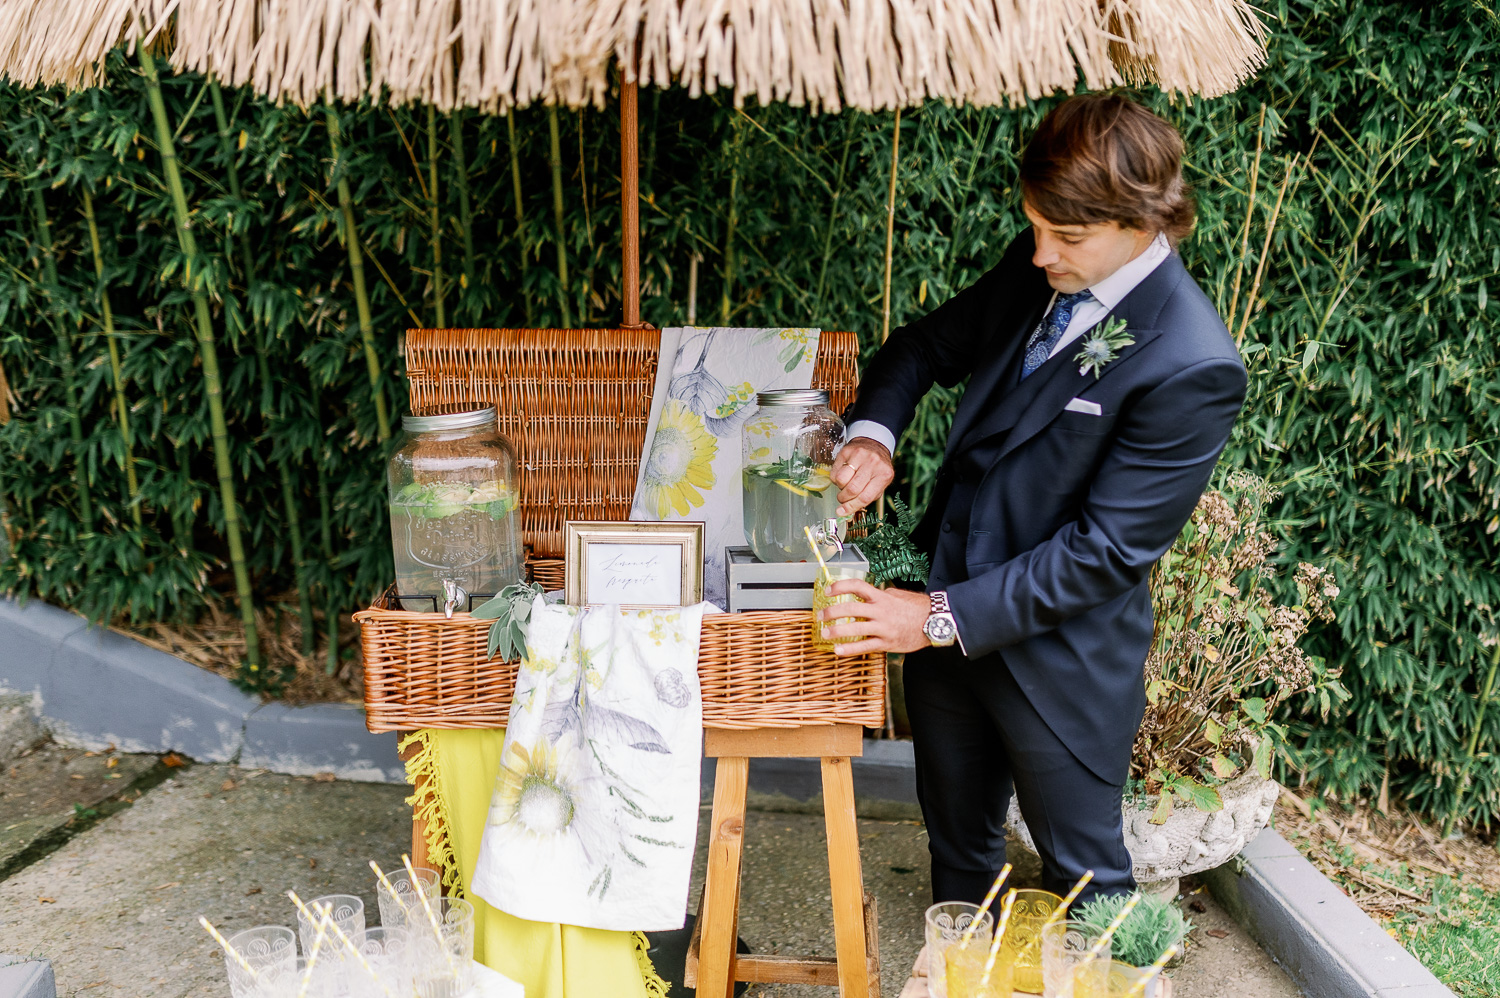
[978,889,1018,988]
[1121,944,1179,997]
[403,853,461,980]
[287,890,391,995]
[958,862,1013,946]
[369,859,411,920]
[296,902,334,998]
[804,525,834,584]
[197,916,258,979]
[1076,892,1142,971]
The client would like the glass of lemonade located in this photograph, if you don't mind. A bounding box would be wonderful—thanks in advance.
[811,566,867,648]
[741,389,846,563]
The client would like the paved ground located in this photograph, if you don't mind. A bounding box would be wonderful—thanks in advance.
[0,750,1301,997]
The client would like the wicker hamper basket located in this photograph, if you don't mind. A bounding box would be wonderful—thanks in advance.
[356,328,885,732]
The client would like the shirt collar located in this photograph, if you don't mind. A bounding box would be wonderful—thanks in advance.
[1086,233,1172,311]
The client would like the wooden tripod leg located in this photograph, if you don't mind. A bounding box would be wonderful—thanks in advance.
[823,756,871,998]
[696,756,749,998]
[399,733,432,870]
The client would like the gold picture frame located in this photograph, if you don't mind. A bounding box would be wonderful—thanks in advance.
[564,521,704,609]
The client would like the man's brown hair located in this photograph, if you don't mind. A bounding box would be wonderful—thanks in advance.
[1020,92,1196,245]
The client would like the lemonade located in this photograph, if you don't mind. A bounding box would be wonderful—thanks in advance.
[742,460,840,562]
[389,479,522,606]
[943,942,1013,998]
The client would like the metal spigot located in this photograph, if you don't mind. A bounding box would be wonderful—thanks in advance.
[812,517,844,558]
[441,578,468,619]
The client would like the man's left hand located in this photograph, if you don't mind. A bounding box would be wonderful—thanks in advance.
[820,580,932,656]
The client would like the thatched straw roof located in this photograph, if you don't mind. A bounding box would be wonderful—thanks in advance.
[0,0,1267,108]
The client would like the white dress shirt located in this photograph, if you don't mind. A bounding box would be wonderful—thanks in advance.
[847,233,1173,456]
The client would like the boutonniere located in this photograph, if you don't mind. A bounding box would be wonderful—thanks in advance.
[1074,316,1135,379]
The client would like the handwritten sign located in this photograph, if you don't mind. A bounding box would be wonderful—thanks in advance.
[585,543,683,606]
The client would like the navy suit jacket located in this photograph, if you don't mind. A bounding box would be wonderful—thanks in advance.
[849,232,1247,784]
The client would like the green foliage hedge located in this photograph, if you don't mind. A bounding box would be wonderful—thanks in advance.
[1,0,1498,825]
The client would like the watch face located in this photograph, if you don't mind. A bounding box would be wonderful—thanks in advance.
[926,615,956,642]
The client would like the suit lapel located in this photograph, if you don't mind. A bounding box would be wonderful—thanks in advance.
[956,251,1189,461]
[944,291,1049,461]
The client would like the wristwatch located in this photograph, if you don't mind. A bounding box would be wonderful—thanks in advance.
[923,591,958,648]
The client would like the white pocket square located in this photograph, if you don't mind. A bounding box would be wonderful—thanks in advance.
[1064,398,1103,416]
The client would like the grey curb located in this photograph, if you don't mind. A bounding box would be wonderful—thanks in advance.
[0,597,400,784]
[0,955,56,998]
[1201,829,1454,998]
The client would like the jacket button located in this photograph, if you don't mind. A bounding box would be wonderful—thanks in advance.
[942,522,953,533]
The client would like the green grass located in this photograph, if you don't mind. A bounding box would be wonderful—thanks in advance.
[1385,878,1500,997]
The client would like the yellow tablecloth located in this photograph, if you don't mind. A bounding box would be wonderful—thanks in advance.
[402,729,669,998]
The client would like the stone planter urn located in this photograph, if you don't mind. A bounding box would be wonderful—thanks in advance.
[1006,771,1280,894]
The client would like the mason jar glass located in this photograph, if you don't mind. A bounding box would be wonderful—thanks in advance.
[741,389,846,563]
[387,407,523,611]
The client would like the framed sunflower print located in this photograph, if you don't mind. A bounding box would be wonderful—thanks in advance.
[564,521,704,609]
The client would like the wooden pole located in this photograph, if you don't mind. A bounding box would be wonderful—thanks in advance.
[879,108,902,344]
[620,79,642,328]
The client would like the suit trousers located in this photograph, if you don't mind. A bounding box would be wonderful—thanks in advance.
[904,644,1135,907]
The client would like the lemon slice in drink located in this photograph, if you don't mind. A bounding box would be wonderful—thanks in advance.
[801,470,832,493]
[775,479,811,497]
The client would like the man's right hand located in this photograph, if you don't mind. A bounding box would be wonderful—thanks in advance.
[831,437,895,517]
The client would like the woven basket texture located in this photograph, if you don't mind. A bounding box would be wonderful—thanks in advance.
[359,328,882,731]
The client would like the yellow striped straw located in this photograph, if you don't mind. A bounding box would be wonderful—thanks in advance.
[287,891,393,997]
[1017,869,1096,961]
[804,525,834,584]
[197,917,257,979]
[958,862,1013,947]
[404,853,461,980]
[979,889,1018,987]
[1122,944,1179,997]
[296,903,334,998]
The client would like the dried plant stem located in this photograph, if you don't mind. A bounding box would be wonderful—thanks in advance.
[210,79,315,654]
[31,183,93,530]
[880,108,902,344]
[1226,104,1265,330]
[449,111,477,301]
[140,47,261,672]
[81,188,140,526]
[313,380,340,675]
[427,104,446,327]
[326,109,392,441]
[547,106,571,326]
[506,113,533,325]
[1236,152,1303,345]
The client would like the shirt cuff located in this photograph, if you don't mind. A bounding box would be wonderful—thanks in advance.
[845,420,897,457]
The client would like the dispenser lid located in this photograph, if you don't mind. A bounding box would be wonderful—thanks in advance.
[401,407,498,433]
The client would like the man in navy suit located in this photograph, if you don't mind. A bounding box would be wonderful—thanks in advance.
[823,93,1247,904]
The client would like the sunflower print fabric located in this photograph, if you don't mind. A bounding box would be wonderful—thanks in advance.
[470,599,710,932]
[630,327,821,607]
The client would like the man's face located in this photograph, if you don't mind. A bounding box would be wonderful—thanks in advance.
[1024,202,1156,294]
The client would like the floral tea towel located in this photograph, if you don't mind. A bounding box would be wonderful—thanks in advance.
[470,599,708,932]
[631,327,822,607]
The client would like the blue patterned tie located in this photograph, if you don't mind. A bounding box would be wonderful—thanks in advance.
[1021,289,1093,380]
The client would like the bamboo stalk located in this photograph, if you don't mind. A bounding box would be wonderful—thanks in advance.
[312,381,340,675]
[427,105,446,327]
[139,48,261,673]
[1235,153,1301,345]
[449,111,477,304]
[0,354,11,423]
[326,109,392,442]
[1447,640,1500,837]
[547,106,571,327]
[880,109,902,344]
[814,119,856,310]
[720,116,742,325]
[211,80,316,654]
[81,188,140,527]
[31,183,94,530]
[1227,105,1266,329]
[506,113,533,326]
